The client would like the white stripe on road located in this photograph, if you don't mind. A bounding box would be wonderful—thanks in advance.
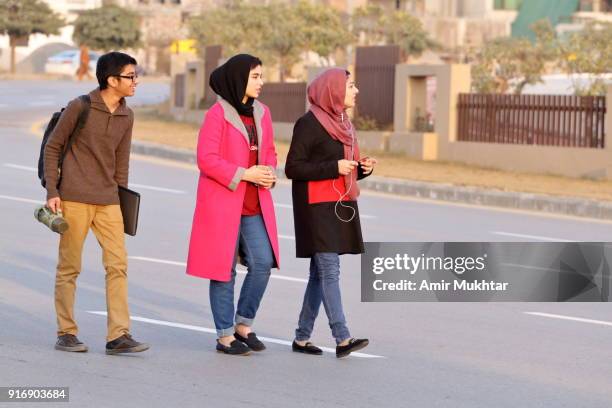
[129,256,186,267]
[4,163,36,172]
[129,183,186,194]
[3,163,185,194]
[493,231,573,242]
[274,203,377,219]
[129,256,307,283]
[501,263,556,272]
[0,194,43,205]
[279,234,295,240]
[525,312,612,328]
[86,311,383,358]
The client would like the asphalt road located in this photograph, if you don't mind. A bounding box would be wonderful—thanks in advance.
[1,80,611,408]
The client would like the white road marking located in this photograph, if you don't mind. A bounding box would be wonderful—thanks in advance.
[493,231,573,242]
[86,311,384,358]
[501,263,556,272]
[279,234,296,240]
[129,183,186,194]
[0,194,43,205]
[525,312,612,328]
[274,203,377,219]
[4,163,36,172]
[274,203,293,209]
[129,256,307,283]
[129,256,186,267]
[3,163,185,194]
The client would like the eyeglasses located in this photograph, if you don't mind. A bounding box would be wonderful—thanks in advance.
[114,74,138,82]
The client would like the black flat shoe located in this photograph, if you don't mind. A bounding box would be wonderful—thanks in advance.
[216,339,251,356]
[292,340,323,355]
[234,332,266,352]
[336,338,369,358]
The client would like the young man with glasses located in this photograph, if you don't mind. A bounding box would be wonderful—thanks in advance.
[43,51,149,355]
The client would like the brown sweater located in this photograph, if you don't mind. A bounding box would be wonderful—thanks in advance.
[44,88,133,205]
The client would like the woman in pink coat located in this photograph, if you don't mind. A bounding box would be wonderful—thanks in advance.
[186,54,280,356]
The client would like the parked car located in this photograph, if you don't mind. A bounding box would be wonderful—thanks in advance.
[44,49,100,76]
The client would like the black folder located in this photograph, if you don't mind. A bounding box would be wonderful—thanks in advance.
[118,186,140,236]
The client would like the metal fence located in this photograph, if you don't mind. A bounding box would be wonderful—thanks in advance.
[457,94,607,148]
[258,82,307,123]
[354,45,401,128]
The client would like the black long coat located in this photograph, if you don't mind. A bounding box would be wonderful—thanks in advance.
[285,111,371,258]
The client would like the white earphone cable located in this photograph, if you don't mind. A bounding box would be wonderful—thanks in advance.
[333,112,356,223]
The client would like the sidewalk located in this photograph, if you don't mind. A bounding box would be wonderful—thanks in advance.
[132,108,612,220]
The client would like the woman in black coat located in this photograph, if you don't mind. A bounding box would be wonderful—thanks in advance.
[285,68,377,358]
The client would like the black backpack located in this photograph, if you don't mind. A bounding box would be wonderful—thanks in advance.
[38,95,91,188]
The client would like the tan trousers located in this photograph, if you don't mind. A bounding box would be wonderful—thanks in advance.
[55,201,130,342]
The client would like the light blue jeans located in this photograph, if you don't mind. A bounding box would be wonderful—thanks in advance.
[210,215,274,337]
[295,252,351,344]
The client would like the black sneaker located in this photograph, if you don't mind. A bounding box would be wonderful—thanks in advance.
[216,339,251,356]
[292,340,323,355]
[55,334,88,352]
[105,334,150,355]
[234,332,266,352]
[336,338,369,358]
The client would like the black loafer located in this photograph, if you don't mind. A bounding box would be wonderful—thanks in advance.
[336,338,369,358]
[216,339,251,356]
[292,340,323,355]
[234,332,266,352]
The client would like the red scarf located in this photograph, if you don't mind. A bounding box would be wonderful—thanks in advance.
[307,68,360,200]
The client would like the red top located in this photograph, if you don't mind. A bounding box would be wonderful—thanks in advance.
[240,115,261,215]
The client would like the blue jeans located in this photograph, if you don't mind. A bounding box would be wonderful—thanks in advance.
[295,252,351,344]
[209,215,274,337]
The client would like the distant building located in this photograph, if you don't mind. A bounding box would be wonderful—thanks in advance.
[3,0,610,73]
[108,0,207,74]
[403,0,521,51]
[0,0,103,73]
[47,0,104,21]
[556,0,612,38]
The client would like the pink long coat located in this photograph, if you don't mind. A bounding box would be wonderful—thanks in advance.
[186,99,280,281]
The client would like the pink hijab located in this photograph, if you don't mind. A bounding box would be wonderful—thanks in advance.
[308,68,360,200]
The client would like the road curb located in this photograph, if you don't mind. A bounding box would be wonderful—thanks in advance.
[358,176,612,220]
[131,140,612,220]
[132,140,196,164]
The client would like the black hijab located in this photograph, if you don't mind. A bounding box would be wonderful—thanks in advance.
[209,54,261,117]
